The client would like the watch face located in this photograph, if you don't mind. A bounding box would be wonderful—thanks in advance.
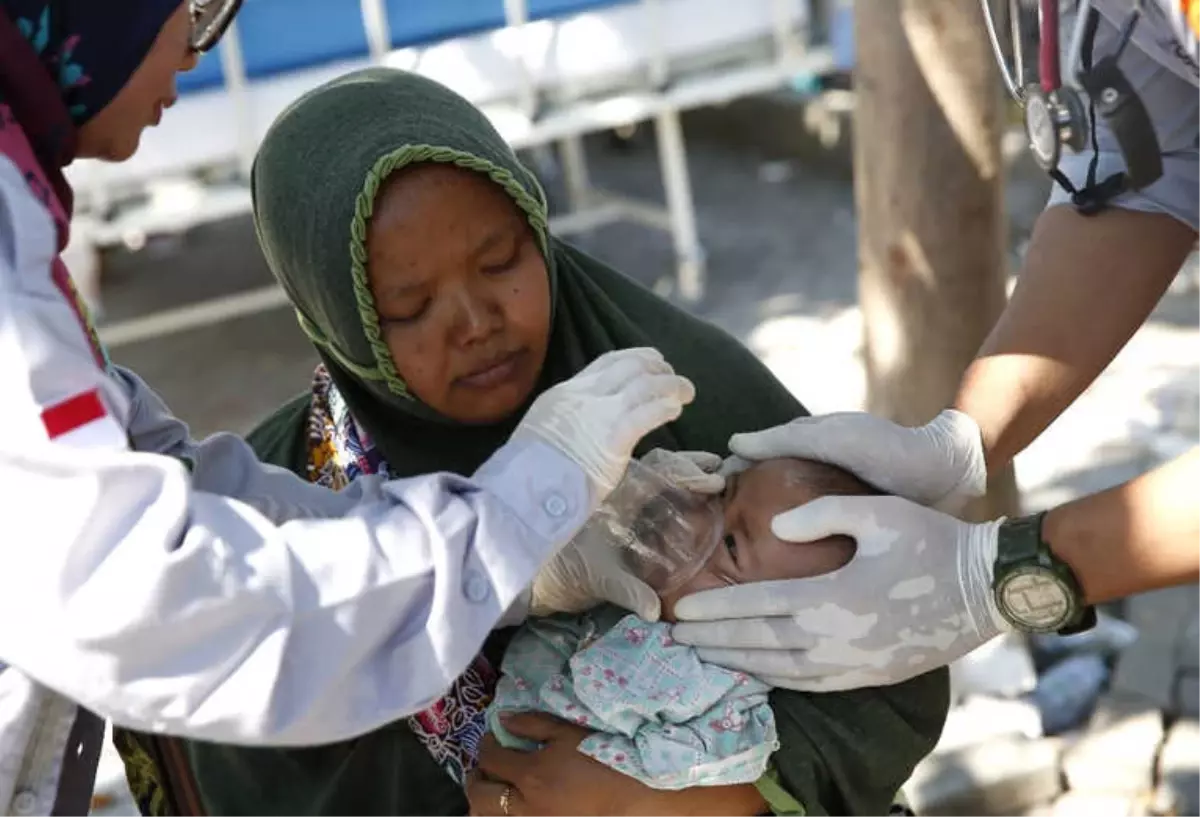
[998,567,1073,632]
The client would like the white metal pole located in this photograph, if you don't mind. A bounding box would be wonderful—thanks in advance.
[769,0,805,63]
[360,0,392,63]
[654,108,704,301]
[503,0,539,119]
[217,19,255,179]
[644,0,669,88]
[558,135,592,214]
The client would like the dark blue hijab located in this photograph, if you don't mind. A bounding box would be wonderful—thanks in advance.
[0,0,182,206]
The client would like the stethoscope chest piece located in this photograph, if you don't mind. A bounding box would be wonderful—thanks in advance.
[984,0,1164,209]
[1022,83,1089,172]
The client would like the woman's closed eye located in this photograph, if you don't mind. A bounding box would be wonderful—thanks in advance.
[382,299,431,325]
[481,240,524,276]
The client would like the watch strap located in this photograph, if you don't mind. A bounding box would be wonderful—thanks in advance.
[996,511,1096,635]
[995,512,1044,568]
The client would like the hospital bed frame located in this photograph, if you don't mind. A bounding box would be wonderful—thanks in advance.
[77,0,835,346]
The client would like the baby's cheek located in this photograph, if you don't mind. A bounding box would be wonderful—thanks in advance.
[658,569,730,622]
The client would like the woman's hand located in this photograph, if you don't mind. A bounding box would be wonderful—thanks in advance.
[466,712,766,816]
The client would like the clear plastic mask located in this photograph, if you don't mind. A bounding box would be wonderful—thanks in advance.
[581,459,724,595]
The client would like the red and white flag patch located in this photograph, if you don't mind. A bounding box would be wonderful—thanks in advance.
[40,388,124,449]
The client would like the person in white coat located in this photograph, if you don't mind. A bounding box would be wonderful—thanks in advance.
[0,1,692,812]
[672,0,1200,692]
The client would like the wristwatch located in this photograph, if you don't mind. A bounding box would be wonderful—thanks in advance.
[992,512,1096,635]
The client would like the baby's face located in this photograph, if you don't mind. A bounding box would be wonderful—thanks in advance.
[658,458,865,621]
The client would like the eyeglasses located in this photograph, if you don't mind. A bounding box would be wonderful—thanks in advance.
[189,0,243,52]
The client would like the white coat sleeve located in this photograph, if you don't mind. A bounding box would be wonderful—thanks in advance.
[0,156,586,747]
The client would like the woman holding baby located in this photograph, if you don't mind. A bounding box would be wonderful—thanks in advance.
[111,68,948,815]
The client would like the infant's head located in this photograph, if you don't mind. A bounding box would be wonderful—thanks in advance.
[657,458,877,621]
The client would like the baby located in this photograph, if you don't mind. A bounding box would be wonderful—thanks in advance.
[487,457,876,790]
[658,456,873,619]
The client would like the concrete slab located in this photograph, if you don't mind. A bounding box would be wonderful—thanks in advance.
[1063,694,1164,795]
[905,735,1064,816]
[1157,720,1200,817]
[1112,637,1185,711]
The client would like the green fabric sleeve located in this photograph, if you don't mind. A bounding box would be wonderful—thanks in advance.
[756,764,805,816]
[763,670,950,816]
[242,392,313,474]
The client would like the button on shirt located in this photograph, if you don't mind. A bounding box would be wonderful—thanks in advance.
[543,493,569,518]
[0,157,591,813]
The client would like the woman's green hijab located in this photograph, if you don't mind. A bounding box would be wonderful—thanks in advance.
[250,66,802,477]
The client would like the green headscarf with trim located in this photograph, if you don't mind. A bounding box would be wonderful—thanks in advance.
[223,66,947,816]
[250,66,804,477]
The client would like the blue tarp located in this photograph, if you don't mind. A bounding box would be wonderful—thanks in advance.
[178,0,631,93]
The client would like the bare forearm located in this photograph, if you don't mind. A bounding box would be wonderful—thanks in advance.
[1043,448,1200,605]
[954,205,1196,471]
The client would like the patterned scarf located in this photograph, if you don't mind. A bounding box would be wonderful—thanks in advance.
[304,363,498,786]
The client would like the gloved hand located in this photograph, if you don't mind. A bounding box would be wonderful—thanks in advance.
[530,522,663,620]
[724,408,988,512]
[639,448,725,495]
[518,348,695,621]
[529,449,723,620]
[670,494,1011,691]
[514,348,696,504]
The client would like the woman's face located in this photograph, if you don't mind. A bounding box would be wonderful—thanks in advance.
[76,2,199,161]
[366,164,552,424]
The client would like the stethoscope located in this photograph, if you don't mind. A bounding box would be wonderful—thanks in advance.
[981,0,1163,213]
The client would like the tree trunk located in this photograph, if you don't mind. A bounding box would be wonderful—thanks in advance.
[852,0,1020,520]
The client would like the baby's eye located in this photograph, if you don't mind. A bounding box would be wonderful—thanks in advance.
[723,533,738,566]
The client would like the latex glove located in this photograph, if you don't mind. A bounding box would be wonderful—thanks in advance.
[670,494,1011,691]
[529,449,723,620]
[514,347,696,504]
[519,348,695,621]
[530,520,662,620]
[725,408,988,512]
[639,448,725,494]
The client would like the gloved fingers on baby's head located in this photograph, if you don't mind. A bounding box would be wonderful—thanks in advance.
[669,576,834,622]
[672,611,823,648]
[769,494,881,543]
[718,454,754,478]
[764,456,884,497]
[726,413,843,461]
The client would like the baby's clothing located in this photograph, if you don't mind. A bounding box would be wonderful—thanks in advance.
[488,606,778,790]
